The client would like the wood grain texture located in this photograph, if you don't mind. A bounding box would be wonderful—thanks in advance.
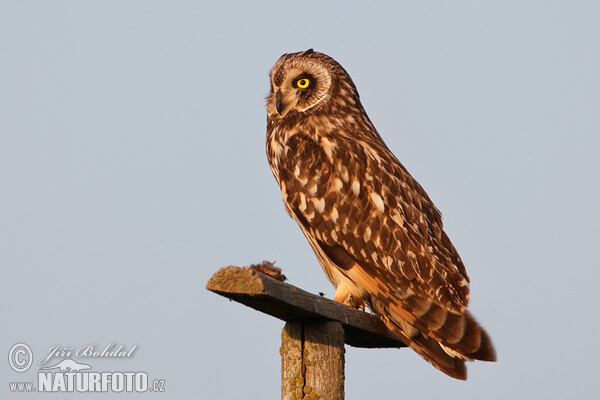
[304,321,345,400]
[281,323,304,400]
[280,322,345,400]
[206,265,406,349]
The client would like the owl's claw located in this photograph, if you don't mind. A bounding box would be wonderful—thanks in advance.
[335,292,365,311]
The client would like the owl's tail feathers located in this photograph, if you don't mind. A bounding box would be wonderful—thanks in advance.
[380,314,468,380]
[424,308,497,363]
[411,332,468,380]
[380,308,496,380]
[455,310,496,361]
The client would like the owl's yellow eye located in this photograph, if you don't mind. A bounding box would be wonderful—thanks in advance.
[296,78,310,89]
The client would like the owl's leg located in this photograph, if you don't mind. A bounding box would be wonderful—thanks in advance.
[333,287,365,310]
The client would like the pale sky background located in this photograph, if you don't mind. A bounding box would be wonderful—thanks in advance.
[1,1,599,399]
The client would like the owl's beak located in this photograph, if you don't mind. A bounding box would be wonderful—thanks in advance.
[275,90,284,115]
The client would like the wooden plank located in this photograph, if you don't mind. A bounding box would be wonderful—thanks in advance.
[206,266,406,349]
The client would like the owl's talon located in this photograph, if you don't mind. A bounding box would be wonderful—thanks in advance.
[343,293,354,306]
[337,292,365,310]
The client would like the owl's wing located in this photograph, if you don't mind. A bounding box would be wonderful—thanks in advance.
[277,132,495,375]
[279,132,469,310]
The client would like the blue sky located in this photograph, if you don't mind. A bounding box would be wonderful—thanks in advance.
[1,1,599,399]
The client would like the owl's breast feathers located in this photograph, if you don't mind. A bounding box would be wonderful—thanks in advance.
[266,114,495,378]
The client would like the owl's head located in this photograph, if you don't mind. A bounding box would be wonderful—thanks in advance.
[266,49,360,119]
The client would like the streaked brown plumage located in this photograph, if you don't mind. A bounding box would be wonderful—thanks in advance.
[265,49,496,379]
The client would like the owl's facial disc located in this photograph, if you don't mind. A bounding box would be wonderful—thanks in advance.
[268,58,332,118]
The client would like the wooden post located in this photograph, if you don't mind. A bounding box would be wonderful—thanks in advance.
[281,321,345,400]
[207,266,406,400]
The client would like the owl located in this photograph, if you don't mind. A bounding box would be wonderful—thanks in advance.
[265,49,496,380]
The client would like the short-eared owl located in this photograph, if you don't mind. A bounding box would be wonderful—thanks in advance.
[265,49,495,379]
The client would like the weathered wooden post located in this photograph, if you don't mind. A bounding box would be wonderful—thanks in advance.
[206,266,406,400]
[281,321,345,400]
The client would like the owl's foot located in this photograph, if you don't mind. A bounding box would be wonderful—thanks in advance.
[334,290,365,311]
